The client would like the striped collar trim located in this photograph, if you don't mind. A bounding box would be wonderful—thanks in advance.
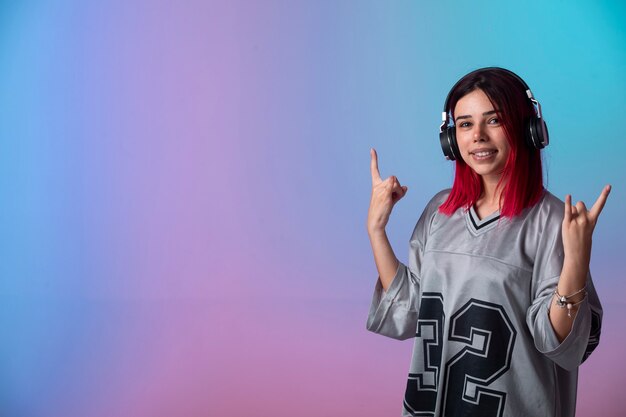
[466,205,501,235]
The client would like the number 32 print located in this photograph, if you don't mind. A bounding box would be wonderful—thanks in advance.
[403,293,516,417]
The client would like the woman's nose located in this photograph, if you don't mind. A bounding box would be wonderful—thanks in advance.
[473,124,487,141]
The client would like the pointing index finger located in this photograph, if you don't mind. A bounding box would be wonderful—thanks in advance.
[370,148,382,184]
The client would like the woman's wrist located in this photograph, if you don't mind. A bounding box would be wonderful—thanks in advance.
[557,257,589,296]
[368,227,387,239]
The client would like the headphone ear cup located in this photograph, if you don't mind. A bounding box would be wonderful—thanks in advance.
[440,127,461,161]
[538,118,549,148]
[527,117,549,149]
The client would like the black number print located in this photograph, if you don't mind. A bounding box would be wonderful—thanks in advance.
[403,296,516,417]
[442,299,516,417]
[404,293,445,416]
[582,309,601,363]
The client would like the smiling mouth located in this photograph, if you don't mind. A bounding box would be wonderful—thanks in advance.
[471,150,498,160]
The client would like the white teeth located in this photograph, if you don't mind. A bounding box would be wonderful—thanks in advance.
[474,151,496,157]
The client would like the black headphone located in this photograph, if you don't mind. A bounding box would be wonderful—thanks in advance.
[439,67,549,161]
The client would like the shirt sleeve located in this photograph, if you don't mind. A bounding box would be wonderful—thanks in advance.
[365,259,419,340]
[366,196,437,341]
[525,200,603,371]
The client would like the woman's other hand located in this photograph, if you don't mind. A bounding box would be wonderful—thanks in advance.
[562,185,612,271]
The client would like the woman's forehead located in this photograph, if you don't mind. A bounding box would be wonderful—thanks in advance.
[454,89,497,117]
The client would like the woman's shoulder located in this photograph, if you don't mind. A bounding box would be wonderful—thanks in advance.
[417,188,452,227]
[540,189,564,210]
[524,189,565,228]
[410,189,452,241]
[535,189,565,217]
[426,188,452,210]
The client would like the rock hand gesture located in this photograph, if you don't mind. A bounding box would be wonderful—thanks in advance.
[562,185,612,271]
[367,148,408,236]
[367,148,409,290]
[550,184,611,341]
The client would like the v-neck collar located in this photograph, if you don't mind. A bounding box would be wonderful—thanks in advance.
[466,205,501,236]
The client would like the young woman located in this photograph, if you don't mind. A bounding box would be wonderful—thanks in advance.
[366,67,610,417]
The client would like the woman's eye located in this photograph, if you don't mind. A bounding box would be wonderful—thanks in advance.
[489,118,500,124]
[459,121,471,128]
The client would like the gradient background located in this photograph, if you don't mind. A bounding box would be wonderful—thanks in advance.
[0,1,624,416]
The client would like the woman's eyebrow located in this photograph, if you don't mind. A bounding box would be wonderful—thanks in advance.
[454,110,497,122]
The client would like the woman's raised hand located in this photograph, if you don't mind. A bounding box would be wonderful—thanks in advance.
[367,148,408,235]
[562,185,611,268]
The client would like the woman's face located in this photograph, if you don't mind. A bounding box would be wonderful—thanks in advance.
[454,88,510,183]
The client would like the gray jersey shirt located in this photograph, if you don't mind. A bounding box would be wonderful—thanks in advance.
[367,189,602,417]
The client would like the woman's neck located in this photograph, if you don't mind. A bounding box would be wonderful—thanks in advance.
[478,176,503,210]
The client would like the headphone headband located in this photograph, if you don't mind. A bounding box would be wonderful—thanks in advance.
[441,67,536,126]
